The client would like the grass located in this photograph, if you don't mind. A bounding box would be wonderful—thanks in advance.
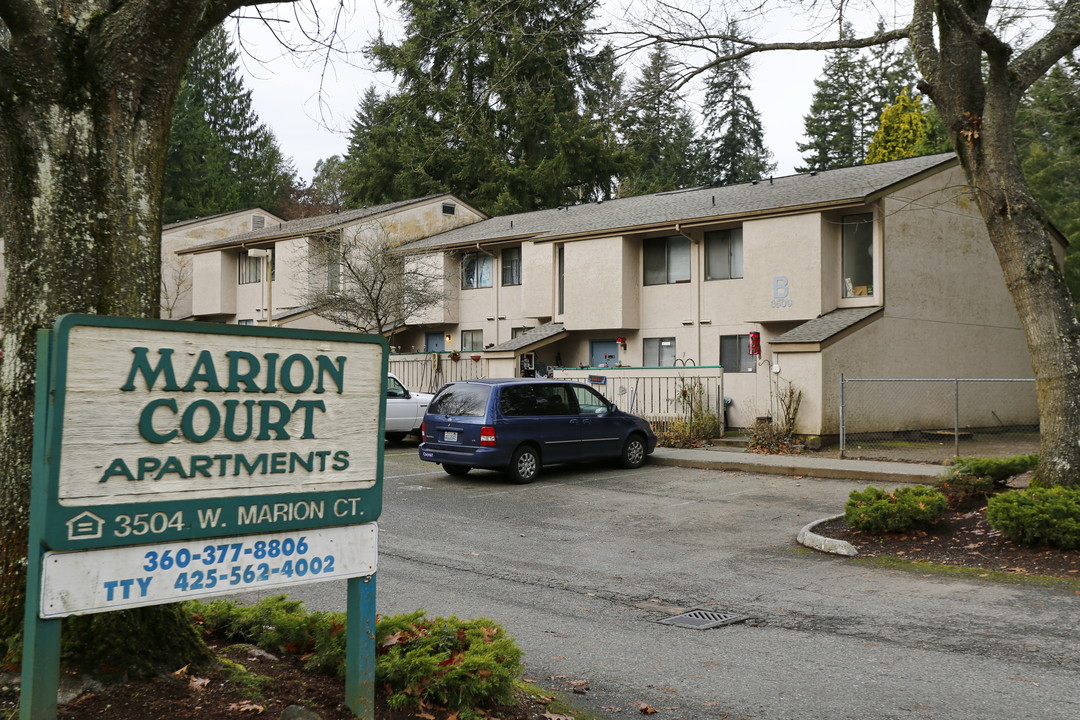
[790,547,1080,591]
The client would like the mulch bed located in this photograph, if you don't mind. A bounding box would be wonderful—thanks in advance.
[813,505,1080,579]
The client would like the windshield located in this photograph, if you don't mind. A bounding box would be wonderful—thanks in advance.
[428,384,491,417]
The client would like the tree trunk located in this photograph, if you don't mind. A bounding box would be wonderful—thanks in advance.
[0,0,244,671]
[914,0,1080,487]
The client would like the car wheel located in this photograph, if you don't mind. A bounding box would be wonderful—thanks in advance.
[508,445,540,484]
[442,463,471,477]
[385,432,407,442]
[619,434,647,469]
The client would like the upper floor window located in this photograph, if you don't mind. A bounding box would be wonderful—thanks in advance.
[705,228,743,280]
[238,250,272,284]
[643,337,676,366]
[502,247,522,286]
[251,215,265,230]
[842,213,874,297]
[643,236,691,285]
[720,334,756,373]
[442,203,456,215]
[461,252,493,289]
[461,329,483,352]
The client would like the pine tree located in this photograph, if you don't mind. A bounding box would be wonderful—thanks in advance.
[163,25,294,222]
[865,89,928,164]
[619,45,704,196]
[1016,54,1080,311]
[864,20,918,124]
[700,23,776,185]
[797,23,872,171]
[346,0,620,214]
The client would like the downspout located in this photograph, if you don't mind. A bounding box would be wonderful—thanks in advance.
[674,224,702,364]
[476,243,499,346]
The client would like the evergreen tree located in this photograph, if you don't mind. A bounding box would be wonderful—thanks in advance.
[797,23,872,171]
[699,23,776,185]
[345,0,620,215]
[619,45,704,196]
[865,89,928,164]
[864,20,918,124]
[163,26,294,222]
[1016,54,1080,311]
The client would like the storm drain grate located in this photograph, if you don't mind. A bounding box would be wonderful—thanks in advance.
[656,609,748,629]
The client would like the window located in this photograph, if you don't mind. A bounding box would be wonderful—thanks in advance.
[557,246,565,314]
[643,236,691,285]
[705,228,743,280]
[502,247,522,286]
[500,384,574,416]
[237,319,255,326]
[512,326,532,338]
[238,251,262,284]
[251,215,265,230]
[720,335,756,373]
[429,384,491,417]
[460,330,483,352]
[572,386,610,415]
[442,203,456,215]
[643,337,676,367]
[461,252,493,289]
[842,213,874,297]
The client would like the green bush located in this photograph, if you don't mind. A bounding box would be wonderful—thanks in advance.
[377,610,523,717]
[986,486,1080,549]
[844,485,948,534]
[947,454,1039,484]
[189,598,524,718]
[190,595,346,674]
[936,454,1039,506]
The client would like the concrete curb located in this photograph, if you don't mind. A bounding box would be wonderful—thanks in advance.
[797,514,858,556]
[649,448,944,485]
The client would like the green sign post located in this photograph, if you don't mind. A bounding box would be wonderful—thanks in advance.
[21,315,387,719]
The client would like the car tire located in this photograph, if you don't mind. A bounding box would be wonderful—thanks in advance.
[619,434,647,469]
[385,432,407,442]
[442,463,471,477]
[507,445,540,484]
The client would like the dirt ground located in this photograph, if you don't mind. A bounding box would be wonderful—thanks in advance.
[812,430,1041,465]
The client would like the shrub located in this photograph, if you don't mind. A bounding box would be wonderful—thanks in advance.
[844,485,948,534]
[936,454,1039,506]
[986,486,1080,550]
[376,610,523,717]
[948,455,1039,484]
[188,598,525,718]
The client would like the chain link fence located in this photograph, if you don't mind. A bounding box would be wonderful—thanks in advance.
[838,376,1039,463]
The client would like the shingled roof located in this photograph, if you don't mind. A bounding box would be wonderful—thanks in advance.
[396,154,957,253]
[178,194,479,254]
[771,307,883,345]
[488,323,567,352]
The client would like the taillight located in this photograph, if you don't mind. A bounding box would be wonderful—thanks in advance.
[480,426,496,446]
[421,422,426,441]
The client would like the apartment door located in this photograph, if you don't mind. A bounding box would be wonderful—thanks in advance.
[590,340,619,368]
[425,332,445,353]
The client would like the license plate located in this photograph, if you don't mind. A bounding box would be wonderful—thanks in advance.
[443,431,458,442]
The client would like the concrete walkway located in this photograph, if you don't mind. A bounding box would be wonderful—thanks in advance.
[650,445,945,485]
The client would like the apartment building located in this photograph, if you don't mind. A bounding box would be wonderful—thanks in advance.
[390,154,1058,434]
[173,194,484,328]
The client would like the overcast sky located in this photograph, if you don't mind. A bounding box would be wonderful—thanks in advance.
[233,1,890,185]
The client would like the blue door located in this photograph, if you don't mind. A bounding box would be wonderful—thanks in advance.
[425,332,445,352]
[590,340,619,368]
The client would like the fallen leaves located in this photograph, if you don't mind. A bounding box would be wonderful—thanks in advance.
[635,702,659,714]
[226,700,265,713]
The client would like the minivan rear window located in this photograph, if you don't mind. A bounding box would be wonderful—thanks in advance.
[428,384,491,417]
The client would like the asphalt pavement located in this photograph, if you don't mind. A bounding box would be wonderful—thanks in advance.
[248,442,1078,720]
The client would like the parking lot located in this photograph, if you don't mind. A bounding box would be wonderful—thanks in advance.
[249,441,1080,720]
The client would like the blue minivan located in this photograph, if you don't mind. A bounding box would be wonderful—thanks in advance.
[419,378,657,483]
